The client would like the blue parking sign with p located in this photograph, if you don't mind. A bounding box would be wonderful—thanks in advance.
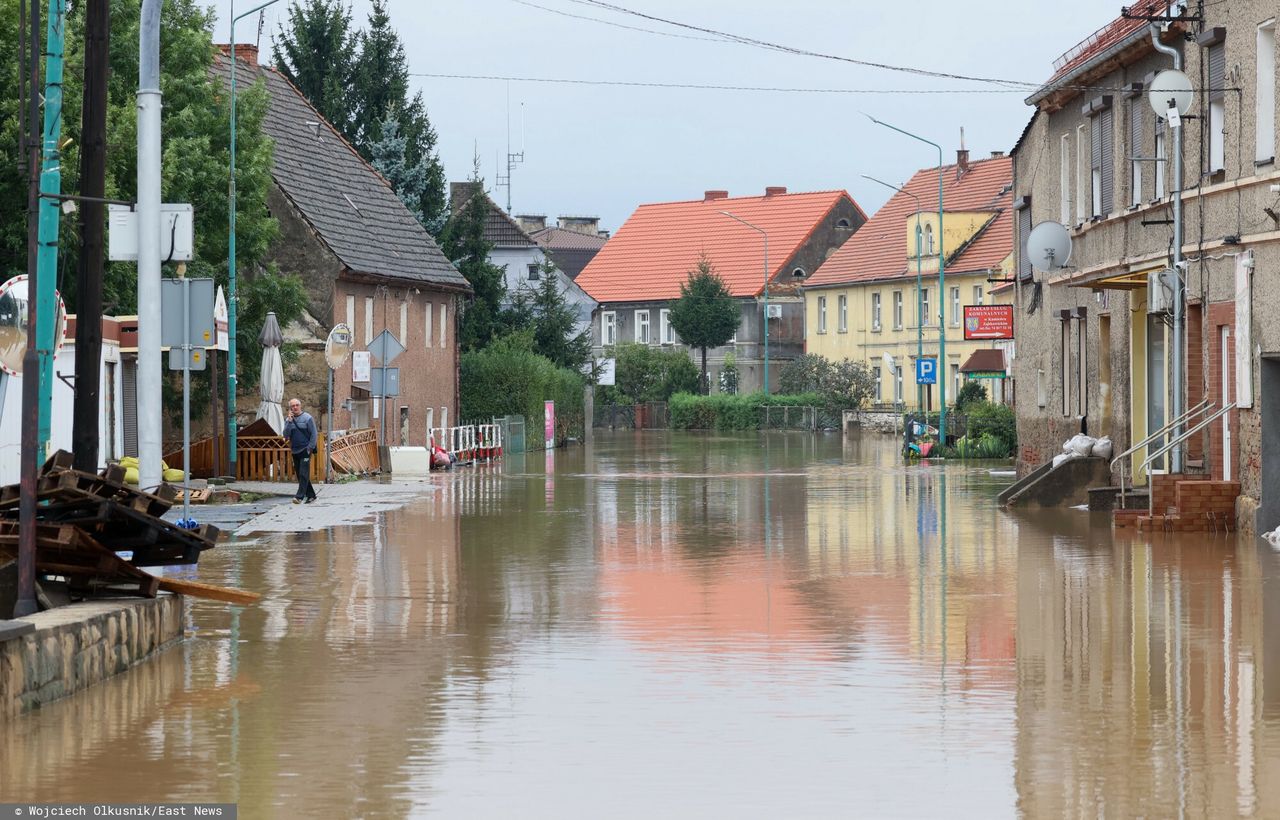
[916,357,937,384]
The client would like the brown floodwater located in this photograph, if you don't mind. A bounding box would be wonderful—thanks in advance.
[4,431,1279,818]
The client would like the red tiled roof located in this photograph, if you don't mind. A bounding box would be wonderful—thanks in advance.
[805,156,1012,289]
[1044,14,1148,88]
[576,189,861,302]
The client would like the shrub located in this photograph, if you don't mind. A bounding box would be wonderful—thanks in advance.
[955,380,988,411]
[964,401,1016,455]
[777,353,874,411]
[601,343,700,404]
[460,331,585,447]
[670,391,825,431]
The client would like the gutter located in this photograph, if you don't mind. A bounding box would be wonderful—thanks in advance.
[1026,25,1160,106]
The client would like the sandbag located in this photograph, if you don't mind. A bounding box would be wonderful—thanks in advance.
[162,468,185,483]
[123,466,139,485]
[1052,452,1075,469]
[1067,434,1096,457]
[119,456,139,468]
[1091,436,1113,460]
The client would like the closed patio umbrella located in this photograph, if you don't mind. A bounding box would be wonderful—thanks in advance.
[256,312,285,435]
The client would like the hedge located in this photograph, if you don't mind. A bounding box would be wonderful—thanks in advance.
[669,391,826,431]
[460,337,585,448]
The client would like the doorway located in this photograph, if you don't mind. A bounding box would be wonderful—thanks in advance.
[1222,325,1232,480]
[1261,358,1280,533]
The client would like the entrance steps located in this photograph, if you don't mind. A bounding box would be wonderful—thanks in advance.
[1112,473,1241,533]
[998,456,1111,507]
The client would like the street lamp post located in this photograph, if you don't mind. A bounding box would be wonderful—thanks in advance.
[861,175,924,412]
[719,211,770,394]
[228,0,282,478]
[866,115,947,447]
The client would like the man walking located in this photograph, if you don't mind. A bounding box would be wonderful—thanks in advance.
[283,397,318,504]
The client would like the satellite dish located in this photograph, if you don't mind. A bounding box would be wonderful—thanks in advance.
[1025,221,1073,271]
[0,275,66,377]
[882,352,896,374]
[1147,69,1194,118]
[324,322,354,370]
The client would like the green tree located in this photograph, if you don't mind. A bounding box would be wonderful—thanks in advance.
[520,258,591,372]
[274,0,358,141]
[440,168,507,351]
[667,255,740,394]
[608,343,699,404]
[369,114,427,221]
[278,0,448,234]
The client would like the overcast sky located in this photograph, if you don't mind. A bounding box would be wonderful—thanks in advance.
[208,0,1123,232]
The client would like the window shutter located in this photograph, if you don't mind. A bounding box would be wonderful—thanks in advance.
[1018,205,1033,281]
[1090,113,1102,186]
[1130,100,1143,165]
[1099,107,1114,214]
[1208,43,1226,102]
[122,358,138,457]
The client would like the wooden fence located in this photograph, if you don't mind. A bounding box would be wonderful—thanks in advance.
[165,431,361,483]
[328,428,380,475]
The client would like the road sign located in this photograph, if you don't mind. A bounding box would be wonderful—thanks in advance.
[368,329,405,366]
[963,305,1015,340]
[168,346,206,371]
[211,285,229,351]
[161,278,214,348]
[916,357,937,385]
[370,367,400,397]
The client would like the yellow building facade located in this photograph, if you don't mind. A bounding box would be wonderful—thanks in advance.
[802,155,1016,411]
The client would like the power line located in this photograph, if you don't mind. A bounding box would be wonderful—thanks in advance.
[506,0,725,42]
[410,72,1023,93]
[564,0,1039,89]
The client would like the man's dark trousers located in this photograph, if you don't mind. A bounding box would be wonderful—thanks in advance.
[293,451,316,501]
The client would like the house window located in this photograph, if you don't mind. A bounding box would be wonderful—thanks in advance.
[439,303,447,347]
[365,296,374,344]
[893,291,903,330]
[1075,124,1089,223]
[950,286,961,325]
[873,366,882,400]
[894,366,904,402]
[528,263,541,281]
[951,364,960,403]
[837,294,848,333]
[1154,117,1167,198]
[1088,99,1113,217]
[1017,200,1032,281]
[1130,99,1144,206]
[871,292,882,331]
[1207,39,1226,173]
[602,311,617,346]
[345,294,355,330]
[920,287,930,327]
[1258,21,1277,163]
[972,285,983,306]
[634,309,650,343]
[1076,316,1088,417]
[923,224,935,255]
[1061,318,1071,416]
[399,300,407,345]
[424,300,433,348]
[659,308,673,344]
[1059,133,1072,224]
[817,296,827,334]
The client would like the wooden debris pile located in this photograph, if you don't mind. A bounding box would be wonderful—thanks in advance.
[0,451,258,605]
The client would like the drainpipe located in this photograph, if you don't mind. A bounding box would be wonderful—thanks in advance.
[1151,24,1185,473]
[136,0,164,490]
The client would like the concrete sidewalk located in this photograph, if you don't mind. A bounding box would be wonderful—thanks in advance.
[232,478,434,535]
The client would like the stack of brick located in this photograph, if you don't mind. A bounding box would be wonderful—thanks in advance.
[1122,472,1241,533]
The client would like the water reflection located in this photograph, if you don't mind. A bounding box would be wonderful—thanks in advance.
[2,431,1277,818]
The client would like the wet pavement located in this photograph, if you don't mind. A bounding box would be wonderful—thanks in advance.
[5,431,1278,818]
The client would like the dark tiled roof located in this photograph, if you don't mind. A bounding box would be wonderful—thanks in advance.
[960,348,1007,373]
[212,55,468,291]
[448,183,537,248]
[531,226,609,251]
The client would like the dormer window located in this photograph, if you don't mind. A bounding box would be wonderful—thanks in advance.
[924,224,935,255]
[836,218,852,229]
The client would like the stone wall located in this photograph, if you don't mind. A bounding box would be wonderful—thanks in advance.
[843,410,902,435]
[0,595,184,717]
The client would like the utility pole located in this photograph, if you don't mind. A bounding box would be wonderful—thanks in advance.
[34,0,68,453]
[136,0,164,490]
[73,0,110,472]
[16,0,43,617]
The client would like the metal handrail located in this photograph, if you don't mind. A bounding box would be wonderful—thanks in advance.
[1112,397,1213,508]
[1140,402,1237,475]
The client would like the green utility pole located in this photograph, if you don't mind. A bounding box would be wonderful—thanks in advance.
[718,211,769,394]
[35,0,68,452]
[861,175,924,411]
[866,116,947,447]
[228,0,283,477]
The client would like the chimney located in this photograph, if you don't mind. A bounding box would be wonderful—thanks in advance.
[516,214,547,232]
[559,215,600,235]
[956,148,970,174]
[703,190,729,202]
[989,150,1005,158]
[764,186,787,197]
[217,43,259,66]
[449,181,482,215]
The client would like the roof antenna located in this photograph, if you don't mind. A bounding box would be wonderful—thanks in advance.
[494,82,525,213]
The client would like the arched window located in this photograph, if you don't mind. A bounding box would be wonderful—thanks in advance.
[792,267,806,279]
[836,218,851,229]
[924,224,935,255]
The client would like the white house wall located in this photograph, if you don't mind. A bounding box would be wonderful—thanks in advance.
[0,341,125,485]
[491,246,597,339]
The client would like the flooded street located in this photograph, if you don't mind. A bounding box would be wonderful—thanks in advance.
[5,431,1279,818]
